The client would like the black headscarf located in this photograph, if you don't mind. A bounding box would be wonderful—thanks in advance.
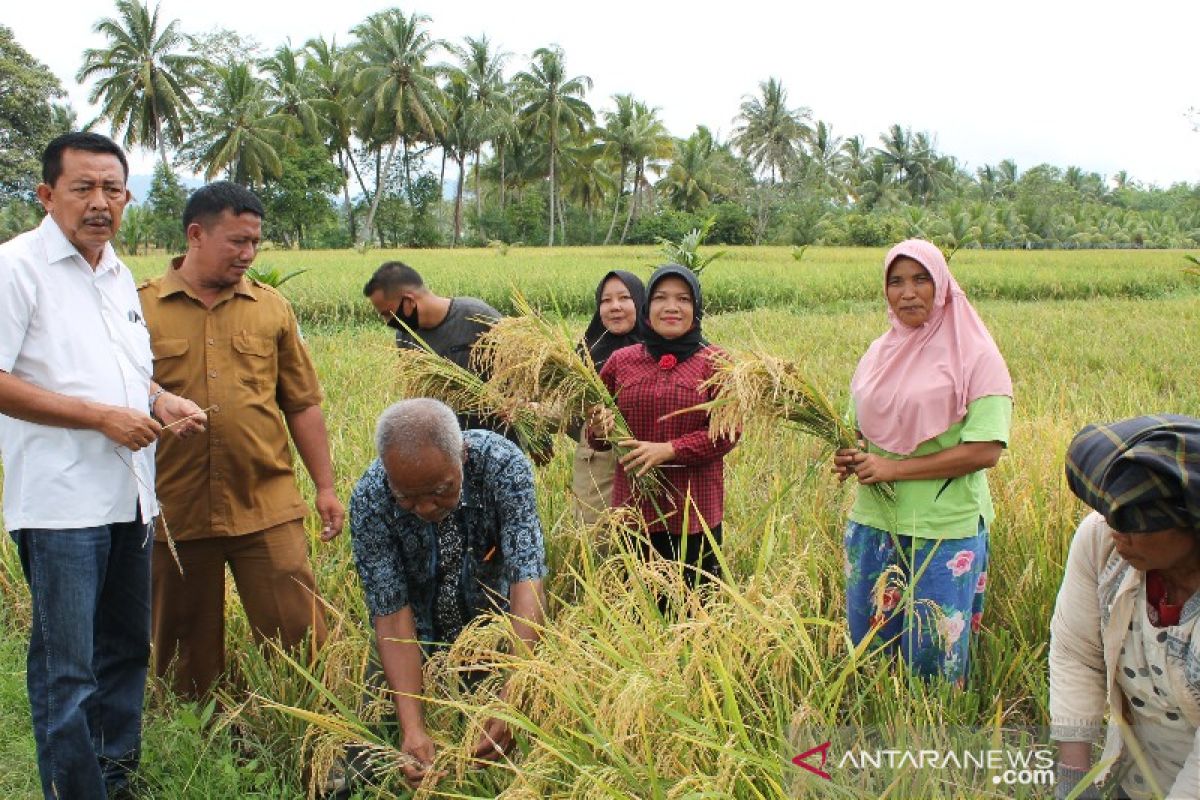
[582,270,646,372]
[640,264,708,362]
[1065,414,1200,533]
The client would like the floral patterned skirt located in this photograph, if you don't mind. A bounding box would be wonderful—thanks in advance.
[843,518,989,682]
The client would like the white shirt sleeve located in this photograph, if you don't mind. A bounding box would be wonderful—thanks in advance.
[0,247,35,372]
[1049,511,1109,741]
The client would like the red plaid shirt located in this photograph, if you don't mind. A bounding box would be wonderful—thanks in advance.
[592,344,738,535]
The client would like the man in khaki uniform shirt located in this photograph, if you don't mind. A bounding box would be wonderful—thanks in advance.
[138,182,344,697]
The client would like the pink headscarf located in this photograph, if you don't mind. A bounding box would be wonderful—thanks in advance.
[850,239,1012,455]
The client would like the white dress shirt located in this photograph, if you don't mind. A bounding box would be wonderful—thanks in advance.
[0,215,157,530]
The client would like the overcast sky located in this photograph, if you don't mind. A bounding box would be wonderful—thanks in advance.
[10,0,1200,187]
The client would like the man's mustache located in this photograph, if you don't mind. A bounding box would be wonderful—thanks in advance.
[84,215,113,226]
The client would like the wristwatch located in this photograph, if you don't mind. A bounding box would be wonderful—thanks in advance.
[149,388,167,422]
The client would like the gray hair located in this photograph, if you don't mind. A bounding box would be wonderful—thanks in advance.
[374,398,463,461]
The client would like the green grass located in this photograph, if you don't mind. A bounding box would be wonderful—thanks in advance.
[125,245,1200,325]
[2,247,1199,797]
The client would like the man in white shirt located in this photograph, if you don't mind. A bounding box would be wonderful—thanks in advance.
[0,132,205,800]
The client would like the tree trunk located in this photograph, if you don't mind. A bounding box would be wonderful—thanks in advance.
[473,147,483,239]
[603,158,627,245]
[453,154,466,246]
[338,151,357,243]
[345,146,370,199]
[402,135,412,203]
[547,136,556,247]
[438,148,448,232]
[363,137,401,247]
[151,92,170,175]
[438,149,447,204]
[557,194,567,245]
[619,162,642,244]
[498,143,507,211]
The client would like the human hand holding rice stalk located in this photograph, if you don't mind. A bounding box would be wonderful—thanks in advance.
[472,292,668,502]
[678,350,895,500]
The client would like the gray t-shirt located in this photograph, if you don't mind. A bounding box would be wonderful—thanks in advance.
[395,296,511,437]
[394,296,500,373]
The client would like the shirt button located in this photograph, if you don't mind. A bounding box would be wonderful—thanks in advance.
[209,370,217,378]
[207,338,215,346]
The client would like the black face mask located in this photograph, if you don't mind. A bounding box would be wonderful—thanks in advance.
[385,299,420,330]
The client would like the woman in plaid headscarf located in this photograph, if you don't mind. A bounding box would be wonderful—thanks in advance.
[1050,414,1200,800]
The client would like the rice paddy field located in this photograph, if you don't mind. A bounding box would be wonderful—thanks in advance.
[1,245,1198,798]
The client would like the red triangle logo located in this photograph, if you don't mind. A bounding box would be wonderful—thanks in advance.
[792,741,833,781]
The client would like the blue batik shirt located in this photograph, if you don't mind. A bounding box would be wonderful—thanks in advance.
[349,429,548,647]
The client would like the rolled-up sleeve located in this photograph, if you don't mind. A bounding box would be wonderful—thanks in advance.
[487,441,548,585]
[350,464,410,619]
[1049,512,1109,741]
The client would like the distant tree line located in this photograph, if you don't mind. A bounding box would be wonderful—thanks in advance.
[3,5,1199,252]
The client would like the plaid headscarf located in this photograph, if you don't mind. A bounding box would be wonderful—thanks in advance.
[1065,414,1200,533]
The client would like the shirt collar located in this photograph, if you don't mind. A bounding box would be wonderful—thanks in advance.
[156,255,258,302]
[39,214,122,276]
[459,449,482,510]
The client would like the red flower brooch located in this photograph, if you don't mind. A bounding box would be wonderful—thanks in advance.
[657,354,677,370]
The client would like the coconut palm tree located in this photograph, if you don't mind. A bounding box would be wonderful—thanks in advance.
[352,9,444,244]
[661,129,716,212]
[731,77,810,184]
[599,94,638,244]
[512,45,593,246]
[804,120,848,201]
[659,126,746,214]
[480,95,521,212]
[447,35,510,228]
[874,124,915,189]
[441,75,488,245]
[305,35,367,240]
[840,135,868,202]
[616,101,672,244]
[185,61,286,184]
[77,0,203,171]
[260,41,321,144]
[558,137,613,241]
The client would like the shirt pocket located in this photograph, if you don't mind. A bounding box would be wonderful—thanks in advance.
[232,332,277,389]
[151,337,190,392]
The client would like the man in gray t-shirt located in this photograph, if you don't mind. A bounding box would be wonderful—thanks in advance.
[363,261,511,438]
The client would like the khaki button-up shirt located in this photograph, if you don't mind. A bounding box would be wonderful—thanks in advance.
[138,261,324,541]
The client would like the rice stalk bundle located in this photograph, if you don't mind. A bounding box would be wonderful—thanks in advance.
[392,342,556,458]
[696,352,856,446]
[472,292,668,505]
[687,351,895,500]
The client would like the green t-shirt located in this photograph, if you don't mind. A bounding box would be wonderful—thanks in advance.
[848,394,1013,539]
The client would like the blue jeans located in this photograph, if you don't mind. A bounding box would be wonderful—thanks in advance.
[844,519,989,683]
[12,512,152,799]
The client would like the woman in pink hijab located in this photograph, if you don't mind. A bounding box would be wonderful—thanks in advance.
[832,239,1013,683]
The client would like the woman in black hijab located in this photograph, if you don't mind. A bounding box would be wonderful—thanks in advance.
[572,271,646,524]
[587,265,737,589]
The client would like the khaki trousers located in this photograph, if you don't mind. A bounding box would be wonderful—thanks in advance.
[571,431,617,527]
[151,518,327,698]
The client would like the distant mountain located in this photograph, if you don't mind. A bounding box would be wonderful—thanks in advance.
[126,173,204,206]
